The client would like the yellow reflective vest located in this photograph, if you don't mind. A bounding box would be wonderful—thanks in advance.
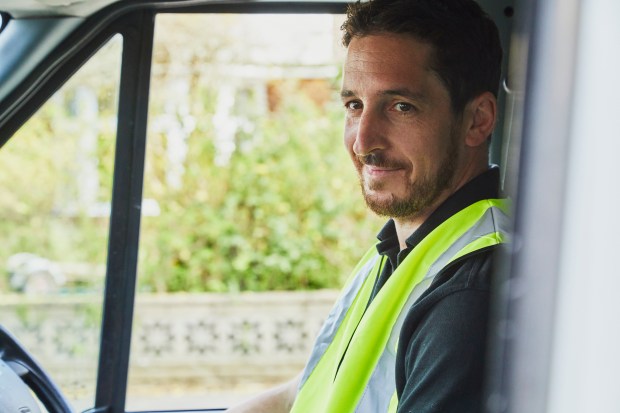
[290,199,510,413]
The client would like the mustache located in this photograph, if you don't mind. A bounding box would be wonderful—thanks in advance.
[356,152,405,169]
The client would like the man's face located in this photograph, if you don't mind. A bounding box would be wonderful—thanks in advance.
[342,34,465,220]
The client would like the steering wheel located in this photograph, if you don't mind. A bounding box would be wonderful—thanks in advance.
[0,325,74,413]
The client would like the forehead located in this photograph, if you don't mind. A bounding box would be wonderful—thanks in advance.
[343,34,439,91]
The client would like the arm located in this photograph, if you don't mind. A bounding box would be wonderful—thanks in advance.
[225,373,301,413]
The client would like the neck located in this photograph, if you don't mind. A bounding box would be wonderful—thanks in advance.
[393,219,421,251]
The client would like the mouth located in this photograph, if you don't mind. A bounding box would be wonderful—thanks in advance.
[357,153,406,176]
[364,165,403,175]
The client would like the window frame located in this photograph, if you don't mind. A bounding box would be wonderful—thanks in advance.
[95,10,155,413]
[0,12,9,32]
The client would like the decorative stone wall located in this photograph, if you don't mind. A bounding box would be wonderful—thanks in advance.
[0,291,338,396]
[130,291,338,388]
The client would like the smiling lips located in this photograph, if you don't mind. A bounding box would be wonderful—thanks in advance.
[357,152,406,178]
[364,165,403,176]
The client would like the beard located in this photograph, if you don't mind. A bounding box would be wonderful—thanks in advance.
[357,131,459,219]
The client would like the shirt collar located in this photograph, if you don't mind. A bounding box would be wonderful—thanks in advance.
[376,218,400,257]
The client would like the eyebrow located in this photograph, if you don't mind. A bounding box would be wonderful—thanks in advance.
[340,88,427,102]
[381,88,428,102]
[340,89,356,99]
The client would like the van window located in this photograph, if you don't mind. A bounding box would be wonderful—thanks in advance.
[126,12,384,410]
[0,34,122,411]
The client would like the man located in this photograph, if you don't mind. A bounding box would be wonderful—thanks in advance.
[228,0,508,411]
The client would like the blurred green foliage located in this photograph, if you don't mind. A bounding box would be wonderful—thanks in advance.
[0,39,120,288]
[0,18,385,294]
[139,80,382,292]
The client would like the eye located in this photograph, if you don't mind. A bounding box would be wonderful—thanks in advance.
[394,102,414,112]
[344,100,363,111]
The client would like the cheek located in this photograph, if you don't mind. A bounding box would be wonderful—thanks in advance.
[343,126,356,154]
[343,129,363,171]
[396,131,443,169]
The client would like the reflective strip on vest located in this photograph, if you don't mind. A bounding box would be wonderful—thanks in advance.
[298,251,380,388]
[291,199,510,413]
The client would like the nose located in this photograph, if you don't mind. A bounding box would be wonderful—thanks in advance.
[350,107,386,156]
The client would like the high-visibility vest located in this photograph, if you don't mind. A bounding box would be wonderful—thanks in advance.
[290,199,510,413]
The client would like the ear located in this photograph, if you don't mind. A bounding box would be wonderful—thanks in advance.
[464,91,497,148]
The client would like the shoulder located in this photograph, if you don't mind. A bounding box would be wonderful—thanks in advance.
[398,245,497,351]
[425,246,495,299]
[399,246,497,336]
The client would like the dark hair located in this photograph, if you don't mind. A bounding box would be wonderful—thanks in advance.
[342,0,502,113]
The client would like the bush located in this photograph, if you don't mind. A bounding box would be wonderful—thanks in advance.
[138,84,382,292]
